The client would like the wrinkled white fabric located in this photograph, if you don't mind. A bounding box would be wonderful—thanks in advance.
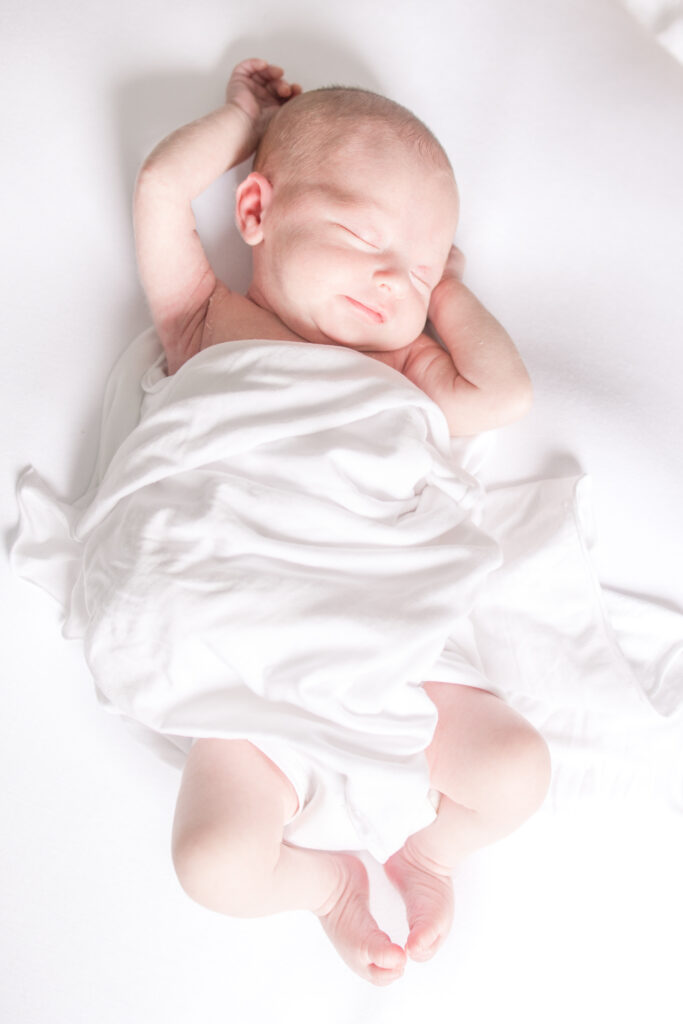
[12,334,503,859]
[11,330,683,860]
[619,0,683,63]
[472,476,683,812]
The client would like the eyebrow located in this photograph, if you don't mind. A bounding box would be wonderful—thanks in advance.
[327,187,379,212]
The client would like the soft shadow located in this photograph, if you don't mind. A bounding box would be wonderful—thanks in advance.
[537,449,583,480]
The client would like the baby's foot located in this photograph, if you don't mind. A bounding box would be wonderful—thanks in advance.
[383,843,454,962]
[316,852,406,985]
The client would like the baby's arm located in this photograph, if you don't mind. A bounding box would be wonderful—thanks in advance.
[133,58,301,374]
[403,248,533,437]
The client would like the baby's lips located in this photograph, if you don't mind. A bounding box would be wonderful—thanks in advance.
[345,296,386,323]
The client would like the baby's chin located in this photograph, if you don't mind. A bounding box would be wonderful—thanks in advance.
[309,312,423,354]
[307,329,413,355]
[331,329,424,355]
[270,297,422,353]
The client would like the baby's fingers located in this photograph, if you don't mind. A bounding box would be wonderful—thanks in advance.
[227,57,301,114]
[272,78,302,99]
[253,63,301,99]
[443,244,466,281]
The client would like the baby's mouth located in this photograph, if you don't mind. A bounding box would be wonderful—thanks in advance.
[343,295,385,324]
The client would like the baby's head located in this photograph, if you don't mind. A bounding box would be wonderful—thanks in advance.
[235,86,459,352]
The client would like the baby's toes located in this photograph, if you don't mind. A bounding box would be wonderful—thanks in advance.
[406,920,442,961]
[368,961,405,985]
[367,932,406,971]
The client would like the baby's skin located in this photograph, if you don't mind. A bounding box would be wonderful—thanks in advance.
[318,848,456,982]
[135,59,550,984]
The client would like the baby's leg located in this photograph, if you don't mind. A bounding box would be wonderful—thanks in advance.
[385,683,551,962]
[171,738,406,985]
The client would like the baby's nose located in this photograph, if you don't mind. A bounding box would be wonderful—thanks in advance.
[373,265,408,296]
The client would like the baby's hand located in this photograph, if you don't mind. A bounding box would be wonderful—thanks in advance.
[440,244,466,283]
[225,58,302,144]
[428,245,466,321]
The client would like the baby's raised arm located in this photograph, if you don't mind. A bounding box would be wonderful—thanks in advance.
[133,59,300,373]
[401,248,533,437]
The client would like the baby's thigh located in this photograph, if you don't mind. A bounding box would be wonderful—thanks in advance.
[171,738,299,888]
[421,681,551,813]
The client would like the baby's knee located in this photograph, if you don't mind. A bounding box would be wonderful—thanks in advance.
[172,824,273,912]
[498,723,552,816]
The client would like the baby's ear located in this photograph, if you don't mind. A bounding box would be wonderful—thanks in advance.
[234,172,274,245]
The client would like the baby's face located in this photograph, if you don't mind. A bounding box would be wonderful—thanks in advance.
[240,135,459,352]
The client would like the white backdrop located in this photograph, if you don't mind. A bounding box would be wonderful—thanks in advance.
[2,2,682,1022]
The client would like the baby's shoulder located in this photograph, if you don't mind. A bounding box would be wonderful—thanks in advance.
[197,284,304,353]
[167,282,270,373]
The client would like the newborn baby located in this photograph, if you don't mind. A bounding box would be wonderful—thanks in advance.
[133,57,550,985]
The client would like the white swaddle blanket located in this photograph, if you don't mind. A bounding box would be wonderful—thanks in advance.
[11,331,683,862]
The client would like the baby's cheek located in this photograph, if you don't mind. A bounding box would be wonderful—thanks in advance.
[290,247,338,292]
[405,296,430,340]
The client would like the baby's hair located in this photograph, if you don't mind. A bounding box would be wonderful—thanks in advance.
[253,85,454,189]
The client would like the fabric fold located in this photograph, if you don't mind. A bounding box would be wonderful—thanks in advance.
[10,329,683,858]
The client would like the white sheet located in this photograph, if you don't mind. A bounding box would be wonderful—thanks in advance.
[11,331,682,864]
[12,334,503,861]
[4,1,683,1020]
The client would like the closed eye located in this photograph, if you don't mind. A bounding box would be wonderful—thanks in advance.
[337,224,378,249]
[336,223,431,288]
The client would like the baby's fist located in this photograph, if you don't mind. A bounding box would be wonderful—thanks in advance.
[225,58,302,134]
[428,245,466,321]
[442,244,466,282]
